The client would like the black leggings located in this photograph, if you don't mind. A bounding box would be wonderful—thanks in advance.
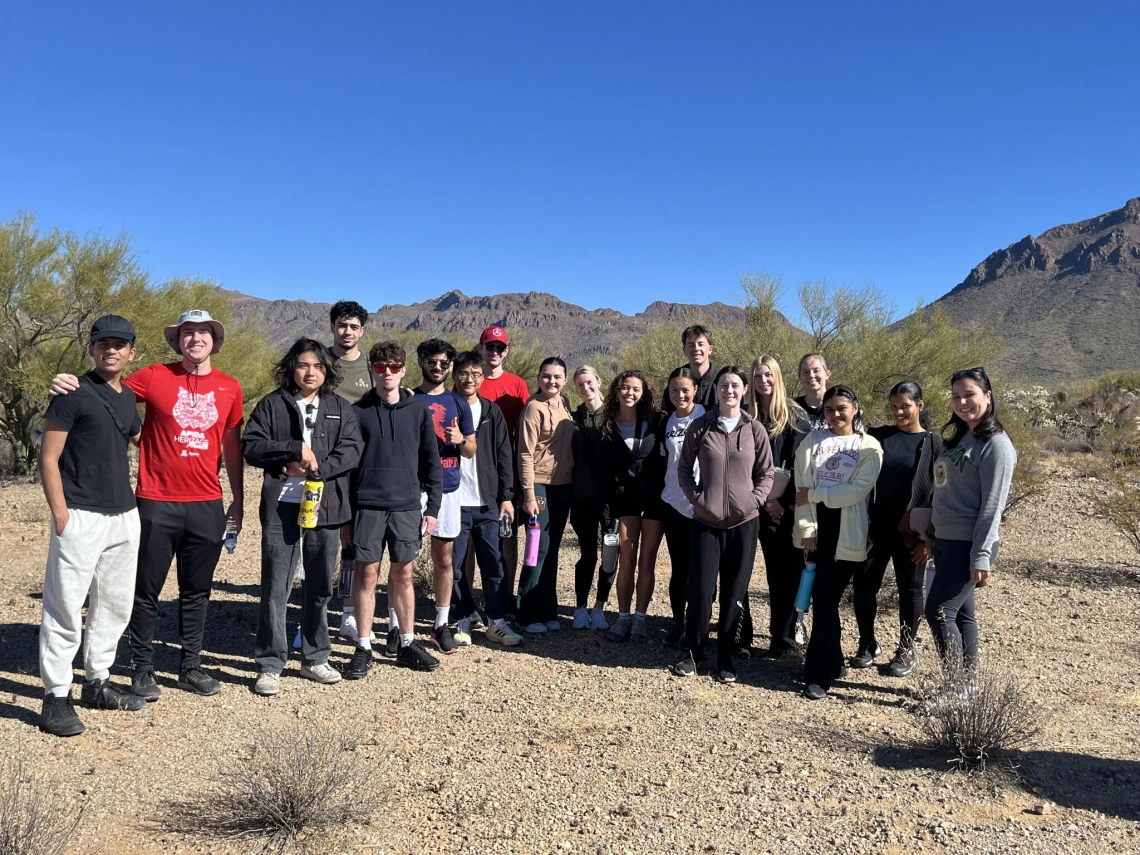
[758,517,803,653]
[685,518,759,668]
[803,550,863,690]
[569,497,614,608]
[853,530,925,650]
[660,504,693,627]
[925,539,978,668]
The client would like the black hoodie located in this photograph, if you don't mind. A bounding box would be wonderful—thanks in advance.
[352,388,443,516]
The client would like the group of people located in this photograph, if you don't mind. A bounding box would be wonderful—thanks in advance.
[34,303,1016,737]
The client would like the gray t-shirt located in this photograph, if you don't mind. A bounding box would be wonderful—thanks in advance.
[335,353,372,404]
[931,431,1017,572]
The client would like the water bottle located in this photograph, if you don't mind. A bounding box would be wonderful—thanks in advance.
[523,515,542,567]
[794,560,816,613]
[297,474,324,529]
[600,525,620,576]
[923,559,936,605]
[338,543,355,599]
[223,519,238,554]
[499,512,513,539]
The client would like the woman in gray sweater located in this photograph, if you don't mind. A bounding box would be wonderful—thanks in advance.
[927,367,1016,671]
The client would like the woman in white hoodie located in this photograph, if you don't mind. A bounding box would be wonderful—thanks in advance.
[794,385,882,700]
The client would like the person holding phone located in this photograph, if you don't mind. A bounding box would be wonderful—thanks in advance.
[794,385,882,700]
[927,367,1016,673]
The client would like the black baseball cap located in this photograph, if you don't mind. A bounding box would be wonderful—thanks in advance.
[89,315,137,345]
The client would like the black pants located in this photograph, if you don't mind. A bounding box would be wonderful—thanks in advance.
[255,503,339,673]
[853,529,925,650]
[685,517,759,668]
[803,551,864,690]
[570,497,614,608]
[517,484,572,626]
[758,516,803,653]
[452,505,510,621]
[129,498,225,672]
[660,504,693,627]
[925,539,978,668]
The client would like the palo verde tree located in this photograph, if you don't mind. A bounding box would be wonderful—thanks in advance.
[0,213,275,475]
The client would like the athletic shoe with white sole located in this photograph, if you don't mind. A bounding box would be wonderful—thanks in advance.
[630,615,648,643]
[454,618,473,646]
[253,672,281,696]
[523,622,548,634]
[486,621,523,646]
[607,615,632,642]
[299,662,343,684]
[589,606,609,631]
[572,606,590,629]
[545,619,561,632]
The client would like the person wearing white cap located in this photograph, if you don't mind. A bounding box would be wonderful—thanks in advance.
[49,308,245,699]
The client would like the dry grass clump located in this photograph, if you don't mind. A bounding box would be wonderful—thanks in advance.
[165,725,368,853]
[912,651,1043,772]
[1091,466,1140,558]
[0,756,84,855]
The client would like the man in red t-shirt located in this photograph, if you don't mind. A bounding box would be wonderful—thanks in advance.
[50,309,244,699]
[475,326,530,601]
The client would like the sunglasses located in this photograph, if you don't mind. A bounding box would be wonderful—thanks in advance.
[482,342,507,354]
[304,403,316,430]
[951,366,990,384]
[455,371,483,381]
[424,358,452,368]
[372,362,404,374]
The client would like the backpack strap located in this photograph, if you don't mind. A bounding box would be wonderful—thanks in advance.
[78,375,131,440]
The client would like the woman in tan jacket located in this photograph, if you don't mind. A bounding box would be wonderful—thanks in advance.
[517,357,575,633]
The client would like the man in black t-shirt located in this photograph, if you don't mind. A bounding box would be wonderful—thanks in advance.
[37,315,147,737]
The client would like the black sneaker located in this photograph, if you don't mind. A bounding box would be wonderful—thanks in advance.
[886,646,916,677]
[471,610,488,631]
[81,678,147,711]
[384,628,400,658]
[663,624,685,648]
[430,625,458,655]
[130,669,162,702]
[39,694,85,737]
[849,643,881,669]
[396,639,439,672]
[803,683,828,700]
[176,667,223,696]
[716,666,737,684]
[669,654,697,677]
[344,647,374,680]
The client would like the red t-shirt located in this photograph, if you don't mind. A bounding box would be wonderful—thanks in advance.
[125,363,244,502]
[480,371,531,448]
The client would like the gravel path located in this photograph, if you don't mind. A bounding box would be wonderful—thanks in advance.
[0,455,1137,854]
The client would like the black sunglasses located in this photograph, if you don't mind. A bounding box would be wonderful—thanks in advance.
[483,342,507,353]
[951,366,990,385]
[305,403,316,430]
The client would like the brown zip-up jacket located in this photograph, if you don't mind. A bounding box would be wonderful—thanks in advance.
[678,408,775,529]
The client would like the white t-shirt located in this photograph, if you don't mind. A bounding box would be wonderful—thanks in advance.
[812,431,861,489]
[718,414,741,434]
[660,405,705,517]
[279,394,319,503]
[456,398,483,507]
[615,419,645,450]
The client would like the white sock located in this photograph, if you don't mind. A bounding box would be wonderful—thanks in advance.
[343,605,355,616]
[400,632,415,647]
[356,634,371,651]
[619,611,630,619]
[388,608,398,630]
[435,605,450,627]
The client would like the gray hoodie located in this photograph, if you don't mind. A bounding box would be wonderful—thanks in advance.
[931,431,1017,572]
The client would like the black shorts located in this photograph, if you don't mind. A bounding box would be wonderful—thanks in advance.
[610,497,668,524]
[354,508,422,564]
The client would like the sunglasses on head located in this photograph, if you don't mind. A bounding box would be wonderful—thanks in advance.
[951,366,990,385]
[483,342,507,353]
[304,403,316,430]
[372,362,404,374]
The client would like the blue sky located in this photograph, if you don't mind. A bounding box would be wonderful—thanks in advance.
[2,2,1138,318]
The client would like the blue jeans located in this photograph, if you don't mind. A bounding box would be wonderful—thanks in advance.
[925,539,978,668]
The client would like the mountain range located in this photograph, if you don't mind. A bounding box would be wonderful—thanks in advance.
[226,197,1140,382]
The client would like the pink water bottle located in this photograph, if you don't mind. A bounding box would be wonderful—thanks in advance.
[523,515,542,567]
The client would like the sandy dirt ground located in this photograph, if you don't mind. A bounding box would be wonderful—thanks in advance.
[0,456,1137,854]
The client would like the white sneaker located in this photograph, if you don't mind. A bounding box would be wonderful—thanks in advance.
[523,622,548,634]
[794,614,808,646]
[590,606,609,631]
[572,606,590,629]
[545,620,561,632]
[338,613,375,642]
[253,672,281,696]
[292,627,302,649]
[486,621,523,646]
[454,618,473,646]
[299,662,342,685]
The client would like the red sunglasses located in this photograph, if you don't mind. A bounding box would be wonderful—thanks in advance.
[372,362,404,374]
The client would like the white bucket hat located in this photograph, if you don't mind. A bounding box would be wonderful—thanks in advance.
[164,309,226,355]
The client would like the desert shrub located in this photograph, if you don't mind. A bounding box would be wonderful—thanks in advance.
[1000,409,1046,520]
[0,756,85,855]
[912,650,1042,772]
[165,726,367,853]
[1091,467,1140,558]
[412,549,434,598]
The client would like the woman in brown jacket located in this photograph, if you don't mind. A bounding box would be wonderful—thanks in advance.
[671,366,775,683]
[516,357,575,633]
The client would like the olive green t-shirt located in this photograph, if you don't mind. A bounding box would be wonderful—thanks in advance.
[335,353,373,404]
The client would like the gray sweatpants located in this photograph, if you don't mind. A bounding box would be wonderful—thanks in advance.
[39,507,140,697]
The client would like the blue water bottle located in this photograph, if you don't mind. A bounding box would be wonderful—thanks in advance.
[794,561,816,613]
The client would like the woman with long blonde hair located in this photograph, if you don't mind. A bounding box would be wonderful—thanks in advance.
[749,355,809,659]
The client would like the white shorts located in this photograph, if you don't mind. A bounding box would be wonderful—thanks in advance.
[421,490,462,540]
